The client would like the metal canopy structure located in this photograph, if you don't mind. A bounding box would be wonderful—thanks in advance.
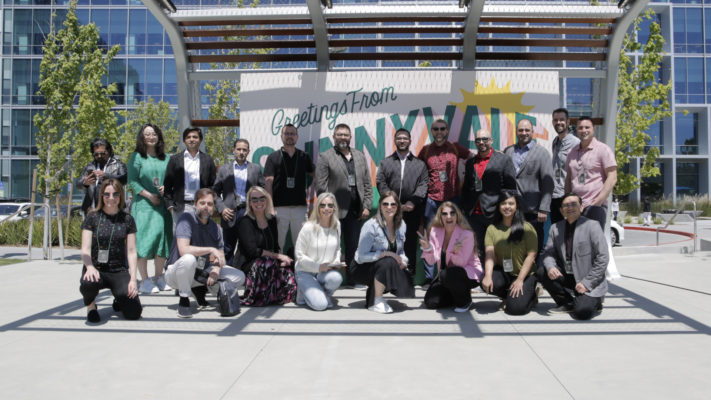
[142,0,650,155]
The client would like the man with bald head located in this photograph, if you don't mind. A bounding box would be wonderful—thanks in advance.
[461,129,517,263]
[503,119,555,260]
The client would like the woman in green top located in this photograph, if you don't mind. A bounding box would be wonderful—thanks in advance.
[128,123,174,294]
[481,190,539,315]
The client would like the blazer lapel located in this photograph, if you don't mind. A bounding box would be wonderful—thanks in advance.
[517,142,535,177]
[334,148,350,179]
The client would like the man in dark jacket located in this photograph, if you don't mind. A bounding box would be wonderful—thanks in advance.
[461,129,517,263]
[376,128,429,272]
[163,126,217,232]
[76,138,127,214]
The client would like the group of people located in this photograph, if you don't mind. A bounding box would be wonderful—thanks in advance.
[77,108,617,323]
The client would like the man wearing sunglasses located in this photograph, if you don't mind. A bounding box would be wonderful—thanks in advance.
[76,138,127,215]
[461,129,517,263]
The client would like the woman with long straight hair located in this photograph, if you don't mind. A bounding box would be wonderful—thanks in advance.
[127,123,174,294]
[294,192,343,311]
[79,179,141,323]
[481,190,539,315]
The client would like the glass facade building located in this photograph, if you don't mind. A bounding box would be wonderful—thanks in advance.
[0,0,708,200]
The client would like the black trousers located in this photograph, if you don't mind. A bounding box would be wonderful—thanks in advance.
[489,267,538,315]
[466,213,491,265]
[222,207,247,266]
[424,267,480,309]
[536,266,602,320]
[402,207,422,271]
[550,197,565,225]
[340,212,362,286]
[524,213,545,264]
[349,257,415,308]
[79,266,142,320]
[582,205,607,231]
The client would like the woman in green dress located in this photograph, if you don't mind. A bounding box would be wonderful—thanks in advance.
[128,123,174,294]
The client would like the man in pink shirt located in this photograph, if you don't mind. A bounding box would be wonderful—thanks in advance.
[564,116,617,230]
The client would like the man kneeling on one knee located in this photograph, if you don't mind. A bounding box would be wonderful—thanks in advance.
[538,192,607,319]
[164,188,246,318]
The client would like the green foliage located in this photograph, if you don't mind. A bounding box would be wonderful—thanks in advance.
[615,10,673,195]
[620,194,711,217]
[34,1,120,197]
[116,97,180,168]
[622,215,633,224]
[0,217,83,247]
[418,61,432,68]
[652,217,663,225]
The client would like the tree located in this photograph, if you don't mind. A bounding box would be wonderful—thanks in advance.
[614,10,673,195]
[115,97,180,170]
[34,0,120,199]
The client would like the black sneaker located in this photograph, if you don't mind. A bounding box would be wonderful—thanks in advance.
[594,302,604,314]
[191,286,211,309]
[548,304,574,314]
[177,297,192,318]
[87,309,101,323]
[112,300,121,312]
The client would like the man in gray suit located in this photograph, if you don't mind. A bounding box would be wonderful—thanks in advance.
[503,119,554,257]
[315,123,373,288]
[538,192,607,319]
[213,138,265,264]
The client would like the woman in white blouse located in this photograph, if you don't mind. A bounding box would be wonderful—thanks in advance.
[294,192,344,311]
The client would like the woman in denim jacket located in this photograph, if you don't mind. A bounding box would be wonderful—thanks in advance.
[348,191,415,313]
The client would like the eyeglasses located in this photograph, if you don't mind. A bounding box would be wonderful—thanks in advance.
[561,203,580,209]
[93,151,107,157]
[143,132,158,138]
[102,192,120,198]
[441,211,456,217]
[394,136,410,141]
[382,202,398,208]
[319,203,335,209]
[283,133,297,137]
[250,196,267,204]
[334,134,350,138]
[432,127,447,132]
[474,138,491,143]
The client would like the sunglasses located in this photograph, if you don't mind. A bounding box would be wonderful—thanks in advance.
[441,211,456,217]
[382,202,398,208]
[319,203,335,209]
[561,203,580,209]
[431,127,447,132]
[250,196,267,203]
[93,151,108,157]
[102,192,120,198]
[474,138,491,143]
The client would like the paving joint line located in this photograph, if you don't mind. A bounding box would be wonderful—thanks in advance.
[0,332,37,350]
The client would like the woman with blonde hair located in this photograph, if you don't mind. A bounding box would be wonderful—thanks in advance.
[235,186,296,306]
[419,202,482,312]
[293,192,343,311]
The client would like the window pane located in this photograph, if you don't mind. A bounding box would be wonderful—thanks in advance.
[128,9,146,55]
[163,59,177,105]
[686,9,703,53]
[675,58,688,103]
[11,109,30,146]
[675,112,698,154]
[639,13,661,45]
[673,8,686,53]
[10,160,29,198]
[12,59,31,105]
[13,10,31,55]
[688,57,704,103]
[127,58,144,105]
[566,78,593,116]
[146,59,162,98]
[91,9,109,49]
[676,162,700,196]
[31,59,43,105]
[109,9,127,54]
[32,9,51,55]
[146,12,163,55]
[109,59,126,105]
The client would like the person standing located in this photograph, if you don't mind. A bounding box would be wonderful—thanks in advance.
[127,123,174,294]
[315,123,373,289]
[642,196,652,226]
[612,196,620,221]
[461,129,517,263]
[550,108,581,224]
[264,124,316,250]
[76,138,127,215]
[163,127,217,232]
[376,128,429,274]
[503,119,554,259]
[213,139,265,265]
[564,116,618,230]
[417,119,474,289]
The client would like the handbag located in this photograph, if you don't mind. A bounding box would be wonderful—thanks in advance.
[216,278,241,316]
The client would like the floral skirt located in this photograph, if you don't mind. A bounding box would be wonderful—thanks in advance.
[241,256,297,307]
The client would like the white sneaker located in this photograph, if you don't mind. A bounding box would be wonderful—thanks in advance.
[368,297,393,314]
[296,288,306,305]
[154,276,172,291]
[326,294,334,308]
[354,284,367,291]
[454,300,473,313]
[139,278,159,294]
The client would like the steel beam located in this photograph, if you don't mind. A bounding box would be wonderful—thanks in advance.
[461,0,486,70]
[305,0,330,72]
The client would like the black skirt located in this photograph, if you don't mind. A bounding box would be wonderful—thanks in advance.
[348,257,415,308]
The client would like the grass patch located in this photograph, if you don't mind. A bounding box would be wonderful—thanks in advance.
[0,258,25,266]
[0,217,83,247]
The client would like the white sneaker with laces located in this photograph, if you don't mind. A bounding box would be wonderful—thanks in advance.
[326,293,334,308]
[296,288,306,305]
[454,300,473,313]
[139,278,159,294]
[354,284,368,291]
[154,276,172,291]
[368,297,393,314]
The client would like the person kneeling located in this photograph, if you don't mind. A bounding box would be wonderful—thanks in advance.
[420,202,482,312]
[294,193,344,311]
[538,192,607,319]
[163,188,246,318]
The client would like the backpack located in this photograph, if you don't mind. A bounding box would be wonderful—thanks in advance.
[216,278,241,317]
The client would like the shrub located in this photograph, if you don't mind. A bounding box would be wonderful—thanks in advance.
[620,194,711,217]
[0,217,83,247]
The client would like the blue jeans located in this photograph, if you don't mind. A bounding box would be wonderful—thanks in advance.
[422,195,460,281]
[295,270,343,311]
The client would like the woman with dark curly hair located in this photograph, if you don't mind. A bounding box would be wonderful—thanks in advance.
[127,123,174,294]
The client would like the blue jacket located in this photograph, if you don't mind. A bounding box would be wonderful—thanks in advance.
[354,218,408,265]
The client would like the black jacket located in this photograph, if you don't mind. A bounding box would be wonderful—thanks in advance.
[461,150,517,219]
[376,151,429,207]
[76,157,128,214]
[234,215,280,274]
[163,150,217,213]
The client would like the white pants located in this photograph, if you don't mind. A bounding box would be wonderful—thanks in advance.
[172,203,196,234]
[643,212,652,225]
[164,254,246,297]
[275,206,307,250]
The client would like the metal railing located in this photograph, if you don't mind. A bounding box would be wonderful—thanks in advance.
[656,200,697,253]
[0,203,61,261]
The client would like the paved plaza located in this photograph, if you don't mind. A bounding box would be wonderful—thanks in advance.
[1,249,711,399]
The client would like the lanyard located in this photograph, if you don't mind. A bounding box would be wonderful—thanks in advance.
[96,212,118,256]
[280,149,298,179]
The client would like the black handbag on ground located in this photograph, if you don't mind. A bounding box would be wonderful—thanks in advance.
[216,278,241,316]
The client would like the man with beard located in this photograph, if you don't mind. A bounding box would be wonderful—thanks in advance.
[549,109,580,224]
[76,138,127,215]
[376,128,429,274]
[461,129,517,263]
[315,123,373,289]
[163,188,246,319]
[163,127,217,232]
[264,124,316,250]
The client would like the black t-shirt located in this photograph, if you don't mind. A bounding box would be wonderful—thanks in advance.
[263,148,315,207]
[81,210,137,272]
[335,147,360,216]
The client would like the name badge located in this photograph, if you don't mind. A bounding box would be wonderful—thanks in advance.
[286,177,295,189]
[555,169,561,179]
[474,175,483,192]
[236,195,242,207]
[578,172,586,185]
[348,174,356,187]
[503,258,514,273]
[438,171,448,183]
[153,177,160,187]
[98,250,109,264]
[197,257,206,270]
[565,260,573,274]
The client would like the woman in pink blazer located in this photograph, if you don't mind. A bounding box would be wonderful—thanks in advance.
[419,202,483,312]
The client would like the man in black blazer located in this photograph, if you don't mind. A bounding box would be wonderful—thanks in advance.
[461,129,517,262]
[163,127,217,232]
[213,138,265,264]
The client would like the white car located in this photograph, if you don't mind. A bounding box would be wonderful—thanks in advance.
[0,203,31,223]
[610,220,625,247]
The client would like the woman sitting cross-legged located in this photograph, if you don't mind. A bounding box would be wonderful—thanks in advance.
[79,179,142,323]
[481,190,539,315]
[348,191,415,314]
[294,192,344,311]
[420,202,482,312]
[235,186,297,306]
